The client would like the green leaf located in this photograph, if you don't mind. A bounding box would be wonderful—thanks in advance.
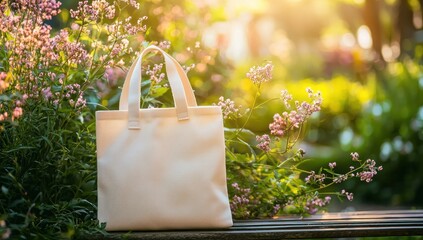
[0,95,11,101]
[1,186,8,195]
[150,86,169,98]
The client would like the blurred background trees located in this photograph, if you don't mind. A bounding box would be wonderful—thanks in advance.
[57,0,423,209]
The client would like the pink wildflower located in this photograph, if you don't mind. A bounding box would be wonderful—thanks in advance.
[256,134,271,152]
[351,152,359,161]
[358,171,376,182]
[53,30,89,65]
[11,0,61,23]
[305,196,331,215]
[0,72,8,91]
[269,113,287,137]
[246,62,273,85]
[356,159,382,183]
[215,96,241,119]
[280,89,293,109]
[42,87,53,100]
[70,0,98,21]
[333,174,348,183]
[287,110,303,128]
[12,107,23,120]
[305,171,326,184]
[145,63,166,84]
[158,41,171,50]
[230,182,252,217]
[341,190,354,201]
[270,88,322,137]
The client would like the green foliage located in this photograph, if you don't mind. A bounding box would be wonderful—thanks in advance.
[0,100,103,239]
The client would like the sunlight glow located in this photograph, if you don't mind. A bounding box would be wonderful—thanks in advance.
[413,11,423,29]
[354,0,365,4]
[340,33,356,49]
[381,43,400,62]
[357,25,373,50]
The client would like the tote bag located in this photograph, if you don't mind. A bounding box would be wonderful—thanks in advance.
[96,45,233,231]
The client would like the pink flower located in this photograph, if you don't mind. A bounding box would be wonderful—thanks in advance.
[53,31,89,65]
[305,171,326,183]
[356,159,382,183]
[0,72,8,91]
[269,113,287,137]
[11,0,61,23]
[12,107,23,120]
[70,0,98,21]
[329,162,336,169]
[42,87,53,100]
[75,95,86,108]
[351,152,359,161]
[305,196,331,215]
[215,96,241,119]
[230,182,252,216]
[280,89,293,109]
[270,88,322,138]
[159,41,171,50]
[145,63,166,84]
[333,174,348,183]
[105,4,116,19]
[246,62,273,85]
[128,0,140,9]
[357,171,375,182]
[256,134,271,152]
[341,190,354,201]
[287,110,303,128]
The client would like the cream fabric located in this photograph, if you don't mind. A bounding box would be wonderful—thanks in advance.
[96,45,233,231]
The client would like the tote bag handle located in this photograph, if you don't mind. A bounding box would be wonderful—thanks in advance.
[120,45,198,129]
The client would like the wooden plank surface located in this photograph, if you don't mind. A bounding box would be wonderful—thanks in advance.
[95,210,423,239]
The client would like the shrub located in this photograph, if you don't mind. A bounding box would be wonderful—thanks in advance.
[0,0,146,238]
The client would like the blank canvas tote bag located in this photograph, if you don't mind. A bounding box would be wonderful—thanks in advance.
[96,45,233,231]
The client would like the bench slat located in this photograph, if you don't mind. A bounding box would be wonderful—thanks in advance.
[96,210,423,239]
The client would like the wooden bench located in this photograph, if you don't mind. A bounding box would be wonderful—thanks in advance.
[98,210,423,239]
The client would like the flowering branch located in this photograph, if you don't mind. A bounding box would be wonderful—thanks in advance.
[218,62,383,218]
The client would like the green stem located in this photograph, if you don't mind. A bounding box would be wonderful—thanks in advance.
[293,158,314,168]
[75,19,86,43]
[254,97,279,109]
[232,85,261,139]
[293,123,304,144]
[317,191,343,197]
